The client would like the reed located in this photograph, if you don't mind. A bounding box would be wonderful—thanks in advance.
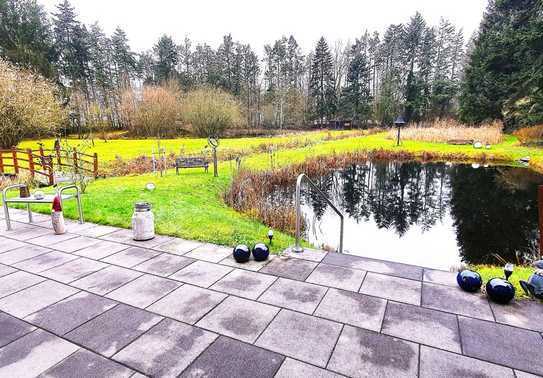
[513,124,543,145]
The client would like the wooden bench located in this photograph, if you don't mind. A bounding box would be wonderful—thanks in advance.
[175,157,209,175]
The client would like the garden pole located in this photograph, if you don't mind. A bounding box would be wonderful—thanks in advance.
[93,153,98,178]
[12,147,19,174]
[0,151,4,174]
[213,147,218,177]
[539,185,543,258]
[27,149,35,178]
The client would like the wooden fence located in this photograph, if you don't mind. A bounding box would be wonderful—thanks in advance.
[0,145,98,186]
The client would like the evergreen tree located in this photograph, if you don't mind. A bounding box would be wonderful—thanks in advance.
[111,27,136,89]
[152,34,178,83]
[310,37,336,124]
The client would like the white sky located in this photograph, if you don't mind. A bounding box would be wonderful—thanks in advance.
[39,0,487,54]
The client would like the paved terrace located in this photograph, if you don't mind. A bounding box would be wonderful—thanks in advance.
[0,209,542,377]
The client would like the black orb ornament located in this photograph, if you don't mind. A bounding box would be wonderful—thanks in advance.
[233,244,250,263]
[456,270,483,292]
[252,243,270,262]
[486,278,515,304]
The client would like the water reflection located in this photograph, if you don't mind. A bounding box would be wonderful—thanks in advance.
[281,161,543,270]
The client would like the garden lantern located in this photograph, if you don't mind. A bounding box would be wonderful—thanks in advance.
[394,116,406,147]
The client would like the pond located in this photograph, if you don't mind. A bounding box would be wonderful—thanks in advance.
[271,161,543,270]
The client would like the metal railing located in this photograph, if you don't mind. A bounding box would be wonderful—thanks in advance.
[292,173,344,254]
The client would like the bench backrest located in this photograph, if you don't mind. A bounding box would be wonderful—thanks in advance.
[176,157,208,167]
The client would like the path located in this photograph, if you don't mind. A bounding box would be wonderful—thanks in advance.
[0,209,542,377]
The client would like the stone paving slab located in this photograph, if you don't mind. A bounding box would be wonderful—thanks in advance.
[0,280,79,318]
[71,265,142,295]
[315,288,387,332]
[0,312,35,348]
[113,318,217,377]
[515,370,542,378]
[148,284,227,324]
[65,304,162,357]
[256,309,342,368]
[27,233,79,247]
[422,282,494,321]
[258,277,327,314]
[101,247,161,268]
[0,330,79,377]
[458,316,543,375]
[181,336,284,378]
[197,296,279,343]
[210,269,277,300]
[275,358,345,378]
[286,248,328,262]
[73,240,129,260]
[4,226,52,241]
[260,257,318,281]
[51,236,101,253]
[106,274,180,308]
[99,229,134,243]
[0,245,52,265]
[419,345,514,377]
[328,325,419,378]
[490,300,543,332]
[76,224,121,238]
[360,272,422,306]
[185,243,233,263]
[25,292,117,335]
[0,237,26,253]
[0,263,16,277]
[40,349,135,378]
[41,257,108,283]
[382,302,462,353]
[170,260,233,288]
[423,268,458,287]
[14,251,79,273]
[154,238,202,255]
[219,254,274,271]
[306,263,366,292]
[0,271,45,299]
[133,253,194,277]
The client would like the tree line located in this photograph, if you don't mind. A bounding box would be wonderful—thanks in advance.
[0,0,540,133]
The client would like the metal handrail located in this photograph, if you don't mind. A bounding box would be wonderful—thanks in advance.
[292,173,344,254]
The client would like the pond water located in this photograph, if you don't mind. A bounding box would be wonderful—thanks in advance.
[272,161,543,270]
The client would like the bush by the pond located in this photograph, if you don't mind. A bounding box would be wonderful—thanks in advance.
[513,124,543,146]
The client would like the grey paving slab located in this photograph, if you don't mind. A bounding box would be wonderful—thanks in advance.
[491,300,543,332]
[315,288,387,332]
[39,349,134,378]
[50,236,101,253]
[0,329,79,377]
[113,318,217,377]
[41,257,108,283]
[101,247,161,268]
[328,325,419,378]
[258,277,327,314]
[275,358,345,378]
[382,302,461,353]
[106,274,180,308]
[25,292,117,335]
[419,345,514,378]
[133,253,194,277]
[99,228,134,243]
[148,284,227,324]
[0,245,52,265]
[0,264,16,277]
[77,224,121,238]
[256,309,342,368]
[59,220,98,234]
[422,282,494,320]
[210,269,277,300]
[71,265,142,295]
[73,240,129,260]
[14,251,79,273]
[0,237,26,253]
[170,260,233,288]
[515,370,542,378]
[180,336,284,378]
[154,238,202,255]
[185,243,233,263]
[219,253,274,271]
[0,271,45,299]
[197,296,279,343]
[423,269,458,287]
[65,304,162,357]
[306,263,366,292]
[260,257,318,281]
[123,235,173,249]
[323,252,423,281]
[359,272,421,305]
[5,226,52,241]
[0,312,36,348]
[286,248,328,262]
[0,280,79,318]
[458,316,543,375]
[27,232,79,247]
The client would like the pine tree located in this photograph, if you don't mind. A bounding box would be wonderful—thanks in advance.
[152,34,178,83]
[402,12,426,122]
[111,27,136,89]
[310,37,336,124]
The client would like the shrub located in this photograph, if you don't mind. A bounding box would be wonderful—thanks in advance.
[0,59,65,148]
[513,124,543,145]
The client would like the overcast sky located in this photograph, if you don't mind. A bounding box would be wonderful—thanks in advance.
[39,0,488,54]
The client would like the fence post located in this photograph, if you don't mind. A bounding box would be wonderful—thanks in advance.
[0,150,4,173]
[47,157,54,186]
[27,149,35,178]
[11,147,19,174]
[73,148,78,174]
[55,143,61,167]
[539,185,543,259]
[93,153,98,178]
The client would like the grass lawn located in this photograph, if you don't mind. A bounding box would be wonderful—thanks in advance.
[473,264,535,300]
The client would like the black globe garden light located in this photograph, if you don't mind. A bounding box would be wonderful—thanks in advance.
[394,115,406,147]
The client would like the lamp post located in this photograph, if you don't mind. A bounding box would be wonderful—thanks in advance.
[394,116,406,147]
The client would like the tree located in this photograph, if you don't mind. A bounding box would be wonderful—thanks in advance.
[0,59,65,148]
[111,27,136,89]
[152,35,178,83]
[310,37,336,124]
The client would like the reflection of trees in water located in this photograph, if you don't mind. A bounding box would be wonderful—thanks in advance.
[448,165,541,264]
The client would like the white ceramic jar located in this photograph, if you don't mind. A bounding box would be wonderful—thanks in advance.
[132,202,155,241]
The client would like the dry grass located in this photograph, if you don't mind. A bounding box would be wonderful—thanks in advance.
[513,124,543,145]
[389,119,504,145]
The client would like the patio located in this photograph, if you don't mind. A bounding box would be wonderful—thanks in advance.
[0,208,542,377]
